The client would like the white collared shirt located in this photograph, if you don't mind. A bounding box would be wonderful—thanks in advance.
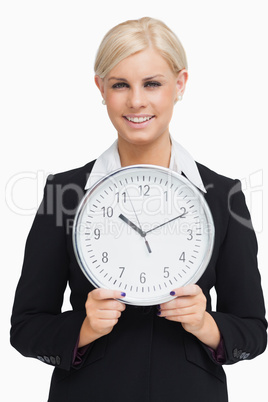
[84,136,206,193]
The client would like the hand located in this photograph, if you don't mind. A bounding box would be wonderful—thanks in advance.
[78,289,126,347]
[119,214,145,237]
[144,210,188,235]
[158,285,206,333]
[157,285,221,350]
[119,213,152,253]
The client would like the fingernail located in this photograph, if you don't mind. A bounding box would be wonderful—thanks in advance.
[157,310,161,316]
[170,291,176,296]
[121,292,126,297]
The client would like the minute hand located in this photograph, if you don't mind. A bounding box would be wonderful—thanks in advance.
[144,211,188,235]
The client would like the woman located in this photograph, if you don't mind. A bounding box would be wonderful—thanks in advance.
[11,17,267,402]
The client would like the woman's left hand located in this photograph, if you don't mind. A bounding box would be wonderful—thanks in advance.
[158,284,221,350]
[158,284,207,334]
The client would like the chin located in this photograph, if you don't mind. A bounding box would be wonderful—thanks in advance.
[119,131,165,147]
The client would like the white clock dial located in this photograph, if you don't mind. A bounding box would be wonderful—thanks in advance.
[73,165,214,306]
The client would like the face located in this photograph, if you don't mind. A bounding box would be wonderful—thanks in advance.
[95,48,188,148]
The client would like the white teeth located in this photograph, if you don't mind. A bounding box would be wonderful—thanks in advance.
[126,116,153,123]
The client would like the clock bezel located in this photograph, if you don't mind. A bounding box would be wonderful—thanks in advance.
[72,164,215,306]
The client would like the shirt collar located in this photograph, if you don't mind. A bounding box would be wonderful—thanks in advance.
[84,136,206,193]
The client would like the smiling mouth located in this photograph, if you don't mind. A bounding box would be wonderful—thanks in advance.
[124,116,155,123]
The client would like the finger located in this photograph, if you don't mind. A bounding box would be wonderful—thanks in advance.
[91,288,126,301]
[158,306,195,317]
[160,297,196,311]
[165,313,205,328]
[97,299,126,312]
[169,284,201,298]
[164,313,195,321]
[164,315,189,323]
[96,309,123,320]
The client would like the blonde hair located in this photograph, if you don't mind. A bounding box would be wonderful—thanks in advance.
[94,17,188,78]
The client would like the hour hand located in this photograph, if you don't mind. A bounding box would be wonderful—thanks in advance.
[119,214,146,237]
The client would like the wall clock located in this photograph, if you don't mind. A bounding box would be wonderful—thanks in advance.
[73,165,214,306]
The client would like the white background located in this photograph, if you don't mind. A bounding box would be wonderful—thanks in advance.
[1,0,267,400]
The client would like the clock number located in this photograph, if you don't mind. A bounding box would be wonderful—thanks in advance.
[116,192,127,203]
[101,206,113,218]
[94,228,100,240]
[140,272,146,284]
[163,267,170,278]
[187,229,193,241]
[164,191,168,201]
[102,252,108,263]
[179,252,186,262]
[180,207,186,214]
[119,266,125,278]
[139,185,150,196]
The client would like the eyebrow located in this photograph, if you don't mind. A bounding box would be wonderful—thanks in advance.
[108,74,165,82]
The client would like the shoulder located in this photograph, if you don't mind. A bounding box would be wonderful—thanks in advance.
[41,160,96,212]
[196,162,253,247]
[196,162,242,204]
[196,161,238,191]
[196,161,244,217]
[48,159,96,188]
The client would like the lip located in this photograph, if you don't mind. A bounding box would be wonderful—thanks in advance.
[123,114,155,129]
[124,114,154,118]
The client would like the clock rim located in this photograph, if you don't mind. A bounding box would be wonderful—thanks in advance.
[72,164,215,306]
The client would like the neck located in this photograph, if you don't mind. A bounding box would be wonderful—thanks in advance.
[118,134,172,168]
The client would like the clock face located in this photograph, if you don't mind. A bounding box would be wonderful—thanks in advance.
[73,165,214,306]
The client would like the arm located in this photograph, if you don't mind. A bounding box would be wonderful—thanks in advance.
[210,180,267,364]
[10,176,86,371]
[159,180,267,364]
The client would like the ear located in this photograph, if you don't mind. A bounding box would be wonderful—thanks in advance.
[176,69,188,96]
[94,75,105,97]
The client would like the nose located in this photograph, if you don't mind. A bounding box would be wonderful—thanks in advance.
[126,87,147,109]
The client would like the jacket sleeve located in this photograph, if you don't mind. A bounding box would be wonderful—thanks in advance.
[210,180,267,365]
[10,175,86,371]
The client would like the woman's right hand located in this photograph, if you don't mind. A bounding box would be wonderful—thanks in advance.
[78,288,126,347]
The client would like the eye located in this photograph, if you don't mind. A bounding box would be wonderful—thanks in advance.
[112,82,129,89]
[144,81,162,88]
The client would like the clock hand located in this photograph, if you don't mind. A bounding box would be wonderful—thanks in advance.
[118,213,152,253]
[121,185,152,254]
[144,211,188,235]
[118,214,146,237]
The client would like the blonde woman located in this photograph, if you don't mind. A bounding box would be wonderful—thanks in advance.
[11,17,267,402]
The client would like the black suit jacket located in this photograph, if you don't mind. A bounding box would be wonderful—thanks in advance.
[10,160,267,402]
